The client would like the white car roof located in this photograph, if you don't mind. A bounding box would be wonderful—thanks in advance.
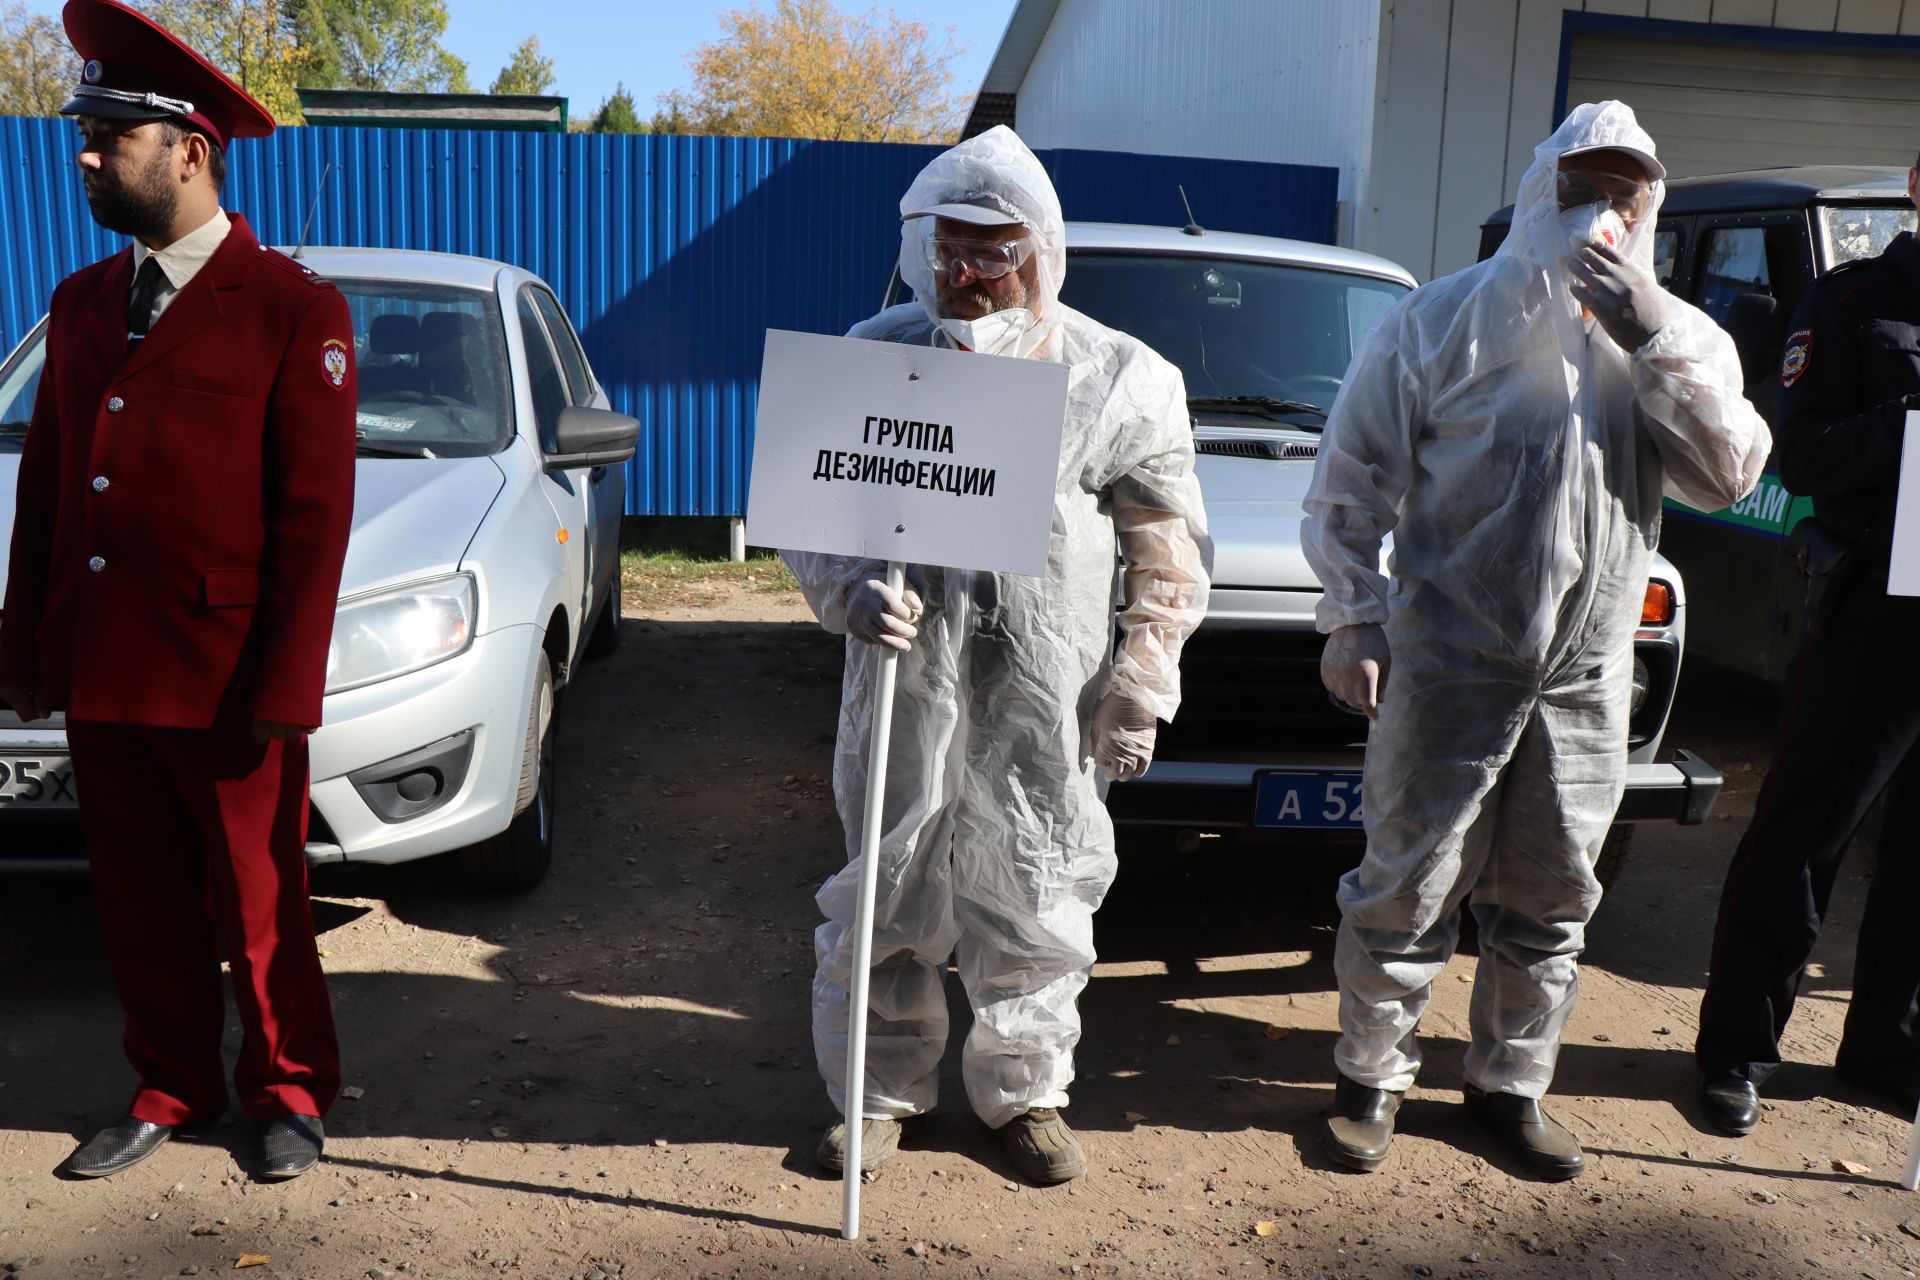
[279,246,522,291]
[1064,221,1417,287]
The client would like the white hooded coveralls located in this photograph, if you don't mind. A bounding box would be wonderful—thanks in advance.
[784,127,1212,1128]
[1302,102,1770,1098]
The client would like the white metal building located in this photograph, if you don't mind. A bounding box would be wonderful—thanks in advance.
[966,0,1920,281]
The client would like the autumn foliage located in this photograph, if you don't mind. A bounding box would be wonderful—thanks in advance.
[659,0,970,143]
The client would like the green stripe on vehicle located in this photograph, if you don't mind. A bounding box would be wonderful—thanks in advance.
[1665,471,1809,536]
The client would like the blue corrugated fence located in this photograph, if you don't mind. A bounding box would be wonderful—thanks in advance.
[0,119,1337,516]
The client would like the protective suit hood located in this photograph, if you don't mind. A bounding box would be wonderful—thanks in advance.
[897,125,1066,349]
[1493,100,1667,351]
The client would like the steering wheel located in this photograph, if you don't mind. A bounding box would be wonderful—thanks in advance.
[1274,374,1345,402]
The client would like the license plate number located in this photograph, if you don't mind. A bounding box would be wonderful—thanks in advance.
[0,755,78,809]
[1253,771,1364,829]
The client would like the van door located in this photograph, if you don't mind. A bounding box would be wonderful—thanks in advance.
[1659,212,1815,682]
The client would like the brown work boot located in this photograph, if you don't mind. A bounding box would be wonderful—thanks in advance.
[1322,1073,1402,1172]
[1462,1083,1585,1180]
[815,1117,902,1174]
[998,1107,1087,1184]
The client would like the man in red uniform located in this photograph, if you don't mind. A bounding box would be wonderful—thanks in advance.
[0,0,356,1181]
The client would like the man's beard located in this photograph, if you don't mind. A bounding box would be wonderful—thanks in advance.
[85,149,178,239]
[937,275,1029,320]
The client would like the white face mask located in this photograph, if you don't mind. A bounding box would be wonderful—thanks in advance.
[936,307,1043,358]
[1561,201,1627,259]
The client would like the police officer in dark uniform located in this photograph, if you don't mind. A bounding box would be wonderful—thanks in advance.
[1694,160,1920,1135]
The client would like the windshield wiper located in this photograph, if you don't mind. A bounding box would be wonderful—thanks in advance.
[0,420,28,437]
[355,434,437,460]
[1187,395,1328,422]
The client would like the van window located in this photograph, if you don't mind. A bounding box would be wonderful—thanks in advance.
[1652,227,1680,290]
[1695,225,1802,325]
[1825,205,1917,267]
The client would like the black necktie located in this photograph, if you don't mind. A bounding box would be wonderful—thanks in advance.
[127,255,162,345]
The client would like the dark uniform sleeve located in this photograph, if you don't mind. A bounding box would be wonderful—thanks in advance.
[0,292,63,695]
[1775,281,1916,496]
[251,287,356,727]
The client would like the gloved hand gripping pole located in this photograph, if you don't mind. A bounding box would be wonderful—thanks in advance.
[843,560,906,1239]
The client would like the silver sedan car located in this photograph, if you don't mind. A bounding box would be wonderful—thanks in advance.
[0,248,639,889]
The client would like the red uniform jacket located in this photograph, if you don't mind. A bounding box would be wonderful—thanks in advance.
[1,214,356,729]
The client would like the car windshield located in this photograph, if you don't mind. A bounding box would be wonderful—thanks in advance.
[1823,204,1917,268]
[1059,252,1409,425]
[342,280,512,458]
[0,279,513,457]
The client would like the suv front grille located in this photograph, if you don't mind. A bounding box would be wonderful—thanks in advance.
[1159,628,1368,755]
[1194,438,1319,461]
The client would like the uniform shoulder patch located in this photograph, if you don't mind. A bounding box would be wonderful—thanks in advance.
[1781,328,1812,388]
[322,336,350,390]
[255,247,336,290]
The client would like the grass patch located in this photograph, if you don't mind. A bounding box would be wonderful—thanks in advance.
[618,517,798,607]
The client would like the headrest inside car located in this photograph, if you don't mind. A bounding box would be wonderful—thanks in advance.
[369,313,421,356]
[420,311,480,350]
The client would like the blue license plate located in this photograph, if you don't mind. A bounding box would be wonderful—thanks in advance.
[1253,771,1365,829]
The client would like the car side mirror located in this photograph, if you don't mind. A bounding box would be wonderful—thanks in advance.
[545,405,640,472]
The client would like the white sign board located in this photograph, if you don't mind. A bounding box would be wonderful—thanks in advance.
[746,329,1070,578]
[1892,411,1920,597]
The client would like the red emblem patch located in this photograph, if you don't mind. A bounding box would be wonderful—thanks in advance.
[1780,328,1811,389]
[323,337,349,390]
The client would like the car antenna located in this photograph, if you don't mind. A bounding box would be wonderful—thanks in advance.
[1178,185,1205,236]
[292,162,334,260]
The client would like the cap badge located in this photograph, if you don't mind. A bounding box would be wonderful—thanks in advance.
[82,59,103,84]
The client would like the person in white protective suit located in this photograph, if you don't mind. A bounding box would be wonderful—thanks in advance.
[1302,101,1770,1179]
[782,126,1211,1185]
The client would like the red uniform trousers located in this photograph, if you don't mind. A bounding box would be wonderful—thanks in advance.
[65,719,340,1125]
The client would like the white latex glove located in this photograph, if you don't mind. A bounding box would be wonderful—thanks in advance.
[844,578,924,652]
[1568,240,1671,352]
[1092,691,1158,782]
[1320,623,1391,720]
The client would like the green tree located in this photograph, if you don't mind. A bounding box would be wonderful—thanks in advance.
[660,0,968,142]
[134,0,307,123]
[291,0,470,94]
[589,82,644,134]
[489,34,553,97]
[0,1,76,117]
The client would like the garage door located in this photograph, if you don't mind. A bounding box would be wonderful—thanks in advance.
[1566,32,1920,178]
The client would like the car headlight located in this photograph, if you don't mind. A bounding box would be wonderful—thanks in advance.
[326,572,477,695]
[1630,655,1650,719]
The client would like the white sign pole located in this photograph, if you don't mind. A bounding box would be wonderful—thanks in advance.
[1888,411,1920,596]
[841,560,906,1241]
[1901,1098,1920,1191]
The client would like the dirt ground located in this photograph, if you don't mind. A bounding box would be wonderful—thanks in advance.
[4,584,1919,1280]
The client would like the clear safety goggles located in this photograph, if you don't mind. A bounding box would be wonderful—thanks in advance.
[926,235,1036,281]
[1556,170,1653,223]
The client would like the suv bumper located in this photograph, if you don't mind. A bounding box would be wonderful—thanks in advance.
[1107,750,1723,830]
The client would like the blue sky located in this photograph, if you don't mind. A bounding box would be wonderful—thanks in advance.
[446,1,1021,116]
[24,1,1021,120]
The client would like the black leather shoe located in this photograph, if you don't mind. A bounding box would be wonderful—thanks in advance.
[57,1116,175,1179]
[257,1114,324,1181]
[1322,1074,1402,1172]
[1700,1072,1760,1136]
[1462,1084,1585,1180]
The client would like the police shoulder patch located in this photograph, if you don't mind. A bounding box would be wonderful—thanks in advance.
[1781,328,1812,388]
